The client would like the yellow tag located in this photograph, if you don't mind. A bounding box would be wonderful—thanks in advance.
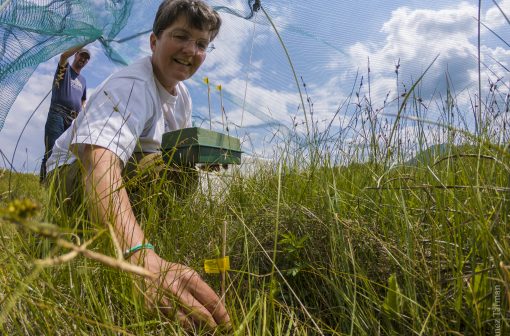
[204,256,230,274]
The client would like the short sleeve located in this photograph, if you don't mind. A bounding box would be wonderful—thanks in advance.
[71,77,156,164]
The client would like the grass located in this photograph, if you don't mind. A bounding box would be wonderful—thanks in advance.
[1,89,509,334]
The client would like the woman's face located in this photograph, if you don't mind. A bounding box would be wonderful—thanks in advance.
[150,15,211,92]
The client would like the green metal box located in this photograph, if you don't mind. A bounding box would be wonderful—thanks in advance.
[161,127,242,165]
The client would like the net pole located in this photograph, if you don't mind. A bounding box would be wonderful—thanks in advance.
[260,5,310,137]
[240,17,258,128]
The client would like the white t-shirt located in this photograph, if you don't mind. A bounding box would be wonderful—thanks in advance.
[47,56,192,172]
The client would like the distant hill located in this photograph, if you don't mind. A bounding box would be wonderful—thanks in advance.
[406,143,454,166]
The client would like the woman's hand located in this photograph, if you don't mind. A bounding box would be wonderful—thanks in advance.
[132,249,231,330]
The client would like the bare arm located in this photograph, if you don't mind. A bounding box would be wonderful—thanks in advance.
[59,45,86,66]
[80,145,230,329]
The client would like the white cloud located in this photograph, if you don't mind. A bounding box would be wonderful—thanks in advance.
[485,0,510,28]
[345,3,481,108]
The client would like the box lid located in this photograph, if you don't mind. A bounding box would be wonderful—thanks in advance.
[162,127,241,151]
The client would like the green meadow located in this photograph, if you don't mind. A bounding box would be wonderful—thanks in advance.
[1,81,509,335]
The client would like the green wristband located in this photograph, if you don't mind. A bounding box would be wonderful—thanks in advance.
[123,243,154,259]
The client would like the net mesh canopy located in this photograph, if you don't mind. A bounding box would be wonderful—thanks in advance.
[0,0,135,129]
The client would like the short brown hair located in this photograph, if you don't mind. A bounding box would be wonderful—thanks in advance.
[153,0,222,41]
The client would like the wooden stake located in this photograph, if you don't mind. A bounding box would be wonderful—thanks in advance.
[221,220,227,305]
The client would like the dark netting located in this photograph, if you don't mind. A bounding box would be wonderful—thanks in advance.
[0,0,257,130]
[0,0,135,130]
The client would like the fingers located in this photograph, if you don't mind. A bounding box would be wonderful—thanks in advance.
[175,310,194,330]
[162,265,231,328]
[176,289,218,329]
[194,286,230,326]
[177,269,231,327]
[142,257,231,329]
[156,286,218,331]
[144,285,198,331]
[157,297,195,330]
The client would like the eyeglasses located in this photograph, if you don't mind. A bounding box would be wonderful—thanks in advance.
[170,31,214,54]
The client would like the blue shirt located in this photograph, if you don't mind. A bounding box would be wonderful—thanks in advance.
[50,63,87,114]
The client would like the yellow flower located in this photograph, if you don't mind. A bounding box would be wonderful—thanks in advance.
[216,84,222,91]
[203,77,209,84]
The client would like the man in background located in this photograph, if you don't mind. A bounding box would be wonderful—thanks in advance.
[40,46,90,182]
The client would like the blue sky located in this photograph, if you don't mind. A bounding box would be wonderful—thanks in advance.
[1,0,510,172]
